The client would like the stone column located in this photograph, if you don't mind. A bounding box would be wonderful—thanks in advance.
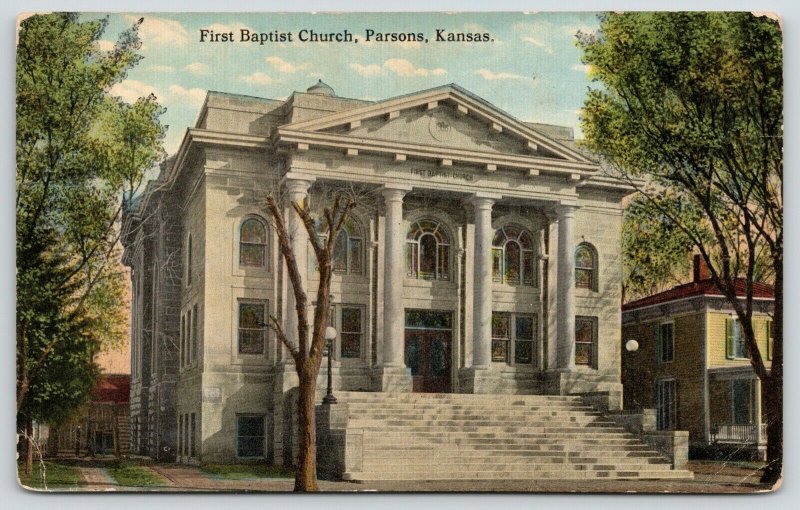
[471,196,495,369]
[556,204,578,370]
[379,185,412,391]
[283,176,314,354]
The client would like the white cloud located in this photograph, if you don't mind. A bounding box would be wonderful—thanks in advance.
[184,62,210,75]
[169,85,206,107]
[383,58,446,77]
[203,22,253,35]
[95,39,115,52]
[265,56,311,74]
[126,15,188,47]
[350,63,383,77]
[239,72,274,85]
[149,64,174,73]
[109,79,160,103]
[571,64,592,74]
[476,68,524,81]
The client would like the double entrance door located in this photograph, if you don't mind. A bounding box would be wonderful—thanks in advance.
[404,310,452,393]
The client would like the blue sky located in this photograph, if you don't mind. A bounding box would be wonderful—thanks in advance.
[90,12,601,156]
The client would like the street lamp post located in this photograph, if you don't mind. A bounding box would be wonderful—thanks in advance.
[323,325,338,405]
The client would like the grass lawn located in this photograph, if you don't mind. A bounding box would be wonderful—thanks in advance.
[200,464,294,479]
[107,461,168,487]
[18,461,84,490]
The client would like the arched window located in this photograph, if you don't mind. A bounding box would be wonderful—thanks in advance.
[406,220,450,280]
[314,217,363,275]
[240,217,267,268]
[575,243,597,290]
[492,225,536,286]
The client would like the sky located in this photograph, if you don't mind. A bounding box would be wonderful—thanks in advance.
[88,12,602,157]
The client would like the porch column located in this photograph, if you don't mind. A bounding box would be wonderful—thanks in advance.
[283,175,314,354]
[755,378,763,445]
[556,204,578,370]
[471,195,495,369]
[381,185,410,368]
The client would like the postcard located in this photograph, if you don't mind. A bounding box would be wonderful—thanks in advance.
[15,11,782,493]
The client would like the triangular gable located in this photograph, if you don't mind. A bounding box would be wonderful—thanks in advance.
[280,84,591,164]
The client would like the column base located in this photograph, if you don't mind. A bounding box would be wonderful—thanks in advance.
[542,370,623,411]
[374,366,413,392]
[458,366,507,394]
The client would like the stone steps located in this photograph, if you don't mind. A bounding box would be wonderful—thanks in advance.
[328,392,692,482]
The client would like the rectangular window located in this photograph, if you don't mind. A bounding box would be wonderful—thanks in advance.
[178,414,183,456]
[575,316,597,367]
[657,322,674,364]
[238,302,266,354]
[492,248,502,282]
[192,304,198,363]
[180,315,185,369]
[726,318,748,359]
[185,309,192,367]
[236,415,265,458]
[491,314,510,362]
[340,307,363,359]
[655,379,677,430]
[190,413,197,457]
[514,315,536,364]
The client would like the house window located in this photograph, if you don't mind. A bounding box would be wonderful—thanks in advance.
[657,322,674,364]
[491,313,537,364]
[575,316,597,367]
[575,243,596,290]
[314,218,363,275]
[240,217,267,268]
[238,301,266,354]
[492,226,537,286]
[731,379,754,425]
[655,378,677,430]
[766,320,773,361]
[406,220,450,280]
[236,415,265,458]
[726,318,748,359]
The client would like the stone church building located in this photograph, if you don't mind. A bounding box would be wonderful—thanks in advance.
[121,81,636,465]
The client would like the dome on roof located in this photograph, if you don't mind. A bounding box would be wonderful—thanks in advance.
[306,80,336,96]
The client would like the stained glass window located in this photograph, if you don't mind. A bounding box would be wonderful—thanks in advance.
[515,316,535,364]
[340,307,362,358]
[492,314,510,362]
[492,226,537,286]
[575,244,596,290]
[314,217,363,275]
[575,316,596,366]
[406,220,450,280]
[240,218,267,267]
[238,302,265,354]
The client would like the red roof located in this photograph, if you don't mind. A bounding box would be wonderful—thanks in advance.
[91,374,130,404]
[623,278,775,311]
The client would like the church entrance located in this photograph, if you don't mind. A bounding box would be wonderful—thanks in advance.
[404,309,453,393]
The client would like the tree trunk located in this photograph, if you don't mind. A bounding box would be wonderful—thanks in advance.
[294,371,319,492]
[25,417,33,476]
[761,260,782,485]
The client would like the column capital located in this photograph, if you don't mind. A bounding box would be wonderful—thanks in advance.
[468,192,501,209]
[555,203,580,217]
[282,172,315,194]
[381,184,412,200]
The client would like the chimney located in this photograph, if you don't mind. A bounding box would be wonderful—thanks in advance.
[693,254,710,282]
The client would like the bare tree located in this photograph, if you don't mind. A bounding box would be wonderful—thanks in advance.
[264,191,355,492]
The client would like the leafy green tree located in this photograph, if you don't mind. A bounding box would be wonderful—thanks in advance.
[579,12,782,484]
[16,13,166,473]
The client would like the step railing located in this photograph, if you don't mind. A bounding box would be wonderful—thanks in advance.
[710,423,767,444]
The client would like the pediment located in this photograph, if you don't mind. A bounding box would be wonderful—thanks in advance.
[280,84,591,163]
[321,105,533,156]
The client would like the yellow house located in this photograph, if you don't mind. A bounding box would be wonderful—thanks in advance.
[621,256,774,460]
